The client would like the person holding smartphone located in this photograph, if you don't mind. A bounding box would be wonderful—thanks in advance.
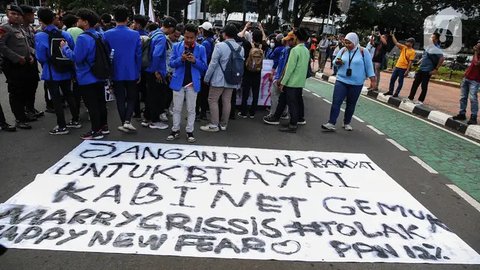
[322,32,376,132]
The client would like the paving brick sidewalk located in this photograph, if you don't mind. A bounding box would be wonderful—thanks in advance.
[314,60,471,117]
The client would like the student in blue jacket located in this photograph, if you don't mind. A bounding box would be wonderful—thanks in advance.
[167,24,207,143]
[35,8,80,136]
[143,17,177,130]
[61,9,108,140]
[104,6,142,133]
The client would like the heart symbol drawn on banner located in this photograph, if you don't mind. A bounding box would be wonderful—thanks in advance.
[271,240,301,255]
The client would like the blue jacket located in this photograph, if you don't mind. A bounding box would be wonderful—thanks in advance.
[169,41,207,93]
[62,28,103,85]
[104,25,142,81]
[274,46,290,81]
[145,28,167,77]
[267,45,285,70]
[35,25,75,81]
[201,37,214,64]
[137,29,148,36]
[334,47,375,86]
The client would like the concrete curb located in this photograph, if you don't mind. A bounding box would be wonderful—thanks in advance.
[314,72,480,142]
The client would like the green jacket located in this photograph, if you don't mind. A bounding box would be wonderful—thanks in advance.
[281,43,310,88]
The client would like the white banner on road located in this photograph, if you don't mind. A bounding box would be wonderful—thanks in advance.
[1,141,479,264]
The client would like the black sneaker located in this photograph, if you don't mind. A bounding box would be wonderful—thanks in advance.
[66,121,82,129]
[0,122,16,132]
[166,131,180,141]
[15,121,32,130]
[187,132,196,143]
[49,126,69,135]
[392,94,399,98]
[279,125,297,133]
[467,117,477,125]
[81,131,104,140]
[383,92,393,96]
[33,109,45,118]
[101,125,110,135]
[263,115,280,125]
[237,112,248,119]
[25,113,38,122]
[452,114,467,121]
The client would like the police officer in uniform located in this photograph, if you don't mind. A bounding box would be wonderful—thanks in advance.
[20,5,43,119]
[0,5,39,129]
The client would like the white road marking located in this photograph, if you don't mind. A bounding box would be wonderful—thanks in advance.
[352,115,365,123]
[367,125,385,135]
[304,88,311,93]
[410,156,438,174]
[386,138,408,151]
[312,93,321,98]
[307,77,480,147]
[446,184,480,212]
[323,98,332,104]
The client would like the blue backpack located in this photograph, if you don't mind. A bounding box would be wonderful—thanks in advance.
[219,41,244,85]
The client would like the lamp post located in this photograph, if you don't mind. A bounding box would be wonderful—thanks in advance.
[167,0,170,16]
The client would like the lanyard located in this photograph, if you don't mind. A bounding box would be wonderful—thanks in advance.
[348,48,358,68]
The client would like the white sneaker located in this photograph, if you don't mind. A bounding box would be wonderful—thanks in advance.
[343,124,353,131]
[200,124,220,132]
[414,100,423,105]
[124,121,137,131]
[219,124,227,131]
[118,125,130,133]
[141,120,150,127]
[149,122,169,130]
[160,113,169,122]
[321,123,336,131]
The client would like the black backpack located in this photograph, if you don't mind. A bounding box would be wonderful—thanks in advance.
[219,41,244,85]
[46,29,74,73]
[82,32,112,80]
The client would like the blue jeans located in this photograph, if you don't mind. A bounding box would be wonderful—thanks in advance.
[460,78,479,117]
[389,67,406,95]
[328,81,363,125]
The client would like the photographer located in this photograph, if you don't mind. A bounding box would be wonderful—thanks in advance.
[322,32,376,132]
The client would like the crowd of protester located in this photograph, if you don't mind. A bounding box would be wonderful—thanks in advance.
[0,4,478,140]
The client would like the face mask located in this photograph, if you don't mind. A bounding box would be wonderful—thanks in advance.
[270,43,275,48]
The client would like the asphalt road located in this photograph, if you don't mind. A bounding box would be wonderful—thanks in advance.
[0,77,479,270]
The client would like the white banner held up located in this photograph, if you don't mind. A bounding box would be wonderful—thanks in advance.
[1,141,479,264]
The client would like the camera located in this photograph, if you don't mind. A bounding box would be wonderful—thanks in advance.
[346,68,352,77]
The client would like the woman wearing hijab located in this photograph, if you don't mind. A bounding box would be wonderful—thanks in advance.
[322,32,376,131]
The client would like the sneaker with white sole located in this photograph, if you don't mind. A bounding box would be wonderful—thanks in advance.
[187,132,196,143]
[166,130,180,141]
[160,113,169,122]
[414,100,423,105]
[263,115,280,125]
[219,125,227,131]
[141,120,151,127]
[49,126,69,135]
[343,124,353,131]
[66,121,82,129]
[118,125,130,133]
[237,112,248,119]
[101,125,110,135]
[124,121,137,131]
[200,124,220,132]
[298,119,307,125]
[321,123,336,131]
[149,122,169,130]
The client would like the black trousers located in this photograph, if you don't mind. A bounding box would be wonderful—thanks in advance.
[46,80,79,128]
[135,71,147,117]
[0,102,6,124]
[25,80,38,112]
[7,81,32,122]
[408,71,432,102]
[72,80,82,119]
[80,82,107,132]
[113,80,138,123]
[274,87,303,126]
[196,81,210,116]
[44,84,54,110]
[241,71,261,115]
[145,72,168,122]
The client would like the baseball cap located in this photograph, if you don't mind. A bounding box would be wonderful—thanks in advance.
[199,22,213,31]
[283,31,295,41]
[406,37,415,44]
[7,4,23,15]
